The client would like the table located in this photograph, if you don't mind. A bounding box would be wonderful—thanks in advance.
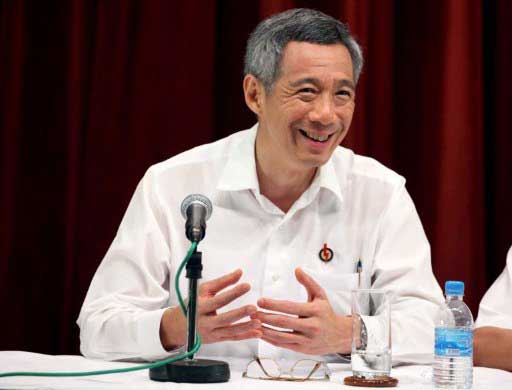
[1,351,512,389]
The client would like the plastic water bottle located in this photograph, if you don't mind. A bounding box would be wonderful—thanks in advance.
[433,281,474,389]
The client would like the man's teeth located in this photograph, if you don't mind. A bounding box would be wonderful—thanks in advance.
[302,130,329,142]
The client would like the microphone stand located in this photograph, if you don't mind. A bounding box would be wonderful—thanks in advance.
[149,248,230,383]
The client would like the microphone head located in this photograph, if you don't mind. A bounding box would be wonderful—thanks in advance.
[180,194,213,220]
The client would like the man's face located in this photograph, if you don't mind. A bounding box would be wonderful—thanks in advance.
[257,41,355,170]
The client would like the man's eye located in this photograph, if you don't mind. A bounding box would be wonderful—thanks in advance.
[299,88,315,94]
[336,90,352,98]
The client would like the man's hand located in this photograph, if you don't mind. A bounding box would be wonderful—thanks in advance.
[251,267,352,355]
[160,269,262,350]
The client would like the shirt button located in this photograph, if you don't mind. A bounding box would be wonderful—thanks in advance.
[272,274,280,282]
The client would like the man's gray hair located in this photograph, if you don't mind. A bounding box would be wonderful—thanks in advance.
[244,8,363,92]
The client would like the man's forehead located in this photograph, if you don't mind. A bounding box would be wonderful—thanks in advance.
[279,42,354,84]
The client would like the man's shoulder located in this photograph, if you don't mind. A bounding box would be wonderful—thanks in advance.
[332,146,405,187]
[149,129,252,176]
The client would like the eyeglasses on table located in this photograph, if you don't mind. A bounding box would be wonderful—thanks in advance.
[242,357,330,381]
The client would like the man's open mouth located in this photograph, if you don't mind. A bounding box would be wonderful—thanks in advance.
[299,129,332,143]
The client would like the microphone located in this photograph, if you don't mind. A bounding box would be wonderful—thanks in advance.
[180,194,213,243]
[150,193,229,383]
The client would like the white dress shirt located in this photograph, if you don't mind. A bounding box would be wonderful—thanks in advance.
[475,246,512,329]
[77,124,444,364]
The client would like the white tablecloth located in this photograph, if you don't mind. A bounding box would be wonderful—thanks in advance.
[1,351,512,389]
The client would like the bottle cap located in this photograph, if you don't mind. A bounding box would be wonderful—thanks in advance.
[445,280,464,296]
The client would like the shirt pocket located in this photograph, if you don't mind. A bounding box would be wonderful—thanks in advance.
[301,267,358,315]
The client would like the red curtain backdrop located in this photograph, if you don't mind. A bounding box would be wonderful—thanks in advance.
[1,0,511,355]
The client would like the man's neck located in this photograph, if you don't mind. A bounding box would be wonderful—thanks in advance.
[255,134,317,213]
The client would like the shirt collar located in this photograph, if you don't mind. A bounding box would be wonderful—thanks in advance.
[317,157,344,204]
[216,124,260,192]
[216,123,344,205]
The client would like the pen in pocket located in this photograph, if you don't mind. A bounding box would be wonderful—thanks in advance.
[356,259,362,288]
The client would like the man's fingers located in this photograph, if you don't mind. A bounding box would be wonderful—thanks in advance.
[250,311,311,333]
[200,283,251,313]
[223,329,263,341]
[295,268,327,300]
[199,269,243,295]
[257,297,316,317]
[260,325,309,345]
[214,304,257,326]
[211,319,262,340]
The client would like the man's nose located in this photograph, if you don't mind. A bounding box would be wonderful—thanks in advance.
[308,93,336,125]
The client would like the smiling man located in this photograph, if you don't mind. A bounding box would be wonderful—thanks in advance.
[78,8,443,365]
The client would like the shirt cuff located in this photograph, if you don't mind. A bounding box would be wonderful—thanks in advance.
[335,353,352,362]
[136,307,186,361]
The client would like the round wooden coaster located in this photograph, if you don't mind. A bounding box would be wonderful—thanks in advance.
[343,375,398,387]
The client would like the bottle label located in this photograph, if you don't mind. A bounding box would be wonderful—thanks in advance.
[435,328,473,357]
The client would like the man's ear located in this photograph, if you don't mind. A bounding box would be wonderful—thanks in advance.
[243,74,265,116]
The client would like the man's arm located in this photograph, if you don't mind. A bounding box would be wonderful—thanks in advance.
[474,326,512,371]
[473,247,512,371]
[77,169,260,361]
[370,184,444,364]
[77,169,176,361]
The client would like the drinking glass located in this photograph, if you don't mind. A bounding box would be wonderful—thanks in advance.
[351,289,392,379]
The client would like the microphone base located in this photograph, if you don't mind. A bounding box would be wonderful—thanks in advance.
[149,358,230,383]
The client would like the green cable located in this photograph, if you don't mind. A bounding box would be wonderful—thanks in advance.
[0,242,202,378]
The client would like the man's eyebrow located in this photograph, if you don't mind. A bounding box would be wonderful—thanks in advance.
[337,79,355,90]
[289,77,319,87]
[289,77,355,90]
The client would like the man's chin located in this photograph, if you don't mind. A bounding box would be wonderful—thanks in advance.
[299,155,331,169]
